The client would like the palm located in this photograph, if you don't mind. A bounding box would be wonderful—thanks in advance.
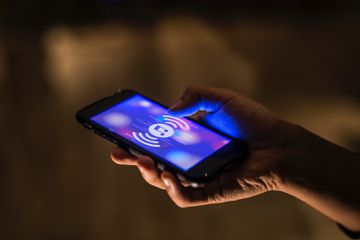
[196,97,284,203]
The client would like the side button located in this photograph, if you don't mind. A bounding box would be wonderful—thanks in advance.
[190,182,205,188]
[157,163,165,171]
[129,148,142,157]
[176,173,187,182]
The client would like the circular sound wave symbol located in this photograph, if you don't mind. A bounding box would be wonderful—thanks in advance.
[162,115,190,130]
[132,132,161,147]
[132,115,190,147]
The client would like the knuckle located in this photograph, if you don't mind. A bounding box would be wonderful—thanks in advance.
[183,85,201,97]
[147,172,159,183]
[175,200,190,208]
[141,170,159,184]
[185,85,197,92]
[111,157,123,164]
[110,153,119,160]
[169,193,191,208]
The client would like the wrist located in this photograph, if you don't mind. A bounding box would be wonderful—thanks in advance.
[268,120,310,193]
[256,119,305,193]
[274,122,360,231]
[275,122,322,194]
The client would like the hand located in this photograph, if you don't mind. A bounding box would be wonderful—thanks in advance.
[111,86,292,207]
[111,86,360,233]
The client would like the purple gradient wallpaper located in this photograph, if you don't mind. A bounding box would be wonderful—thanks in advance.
[91,94,231,170]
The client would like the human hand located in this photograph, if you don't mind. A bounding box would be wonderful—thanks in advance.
[110,86,360,234]
[111,86,292,207]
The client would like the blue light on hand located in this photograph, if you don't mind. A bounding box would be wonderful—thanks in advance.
[169,104,245,140]
[204,109,245,139]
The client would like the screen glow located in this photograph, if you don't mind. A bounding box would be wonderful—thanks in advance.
[91,95,231,171]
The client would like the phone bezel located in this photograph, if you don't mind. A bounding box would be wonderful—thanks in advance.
[76,89,247,182]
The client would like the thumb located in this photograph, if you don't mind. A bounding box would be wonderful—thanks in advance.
[168,86,237,117]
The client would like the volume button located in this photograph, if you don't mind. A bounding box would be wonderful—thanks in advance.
[176,173,186,182]
[157,163,165,171]
[129,148,142,157]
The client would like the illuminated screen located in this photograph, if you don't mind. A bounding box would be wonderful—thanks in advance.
[91,94,231,171]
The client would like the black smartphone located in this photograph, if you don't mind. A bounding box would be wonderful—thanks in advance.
[76,89,247,186]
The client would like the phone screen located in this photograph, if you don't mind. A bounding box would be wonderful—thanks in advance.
[91,94,231,171]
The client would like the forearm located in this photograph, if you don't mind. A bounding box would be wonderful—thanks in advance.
[280,123,360,231]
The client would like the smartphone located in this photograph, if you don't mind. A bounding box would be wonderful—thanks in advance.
[76,89,247,186]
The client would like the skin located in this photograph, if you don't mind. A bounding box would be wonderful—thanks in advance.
[111,86,360,232]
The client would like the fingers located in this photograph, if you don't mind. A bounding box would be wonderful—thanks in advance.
[111,148,213,205]
[161,171,210,208]
[168,86,238,117]
[111,148,189,190]
[137,156,166,190]
[111,148,137,166]
[190,110,207,122]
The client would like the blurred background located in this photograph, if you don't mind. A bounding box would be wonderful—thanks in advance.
[1,0,360,239]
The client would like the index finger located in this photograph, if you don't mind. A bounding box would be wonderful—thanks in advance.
[168,86,237,117]
[111,147,137,166]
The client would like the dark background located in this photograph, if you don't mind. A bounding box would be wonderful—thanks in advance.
[1,1,360,239]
